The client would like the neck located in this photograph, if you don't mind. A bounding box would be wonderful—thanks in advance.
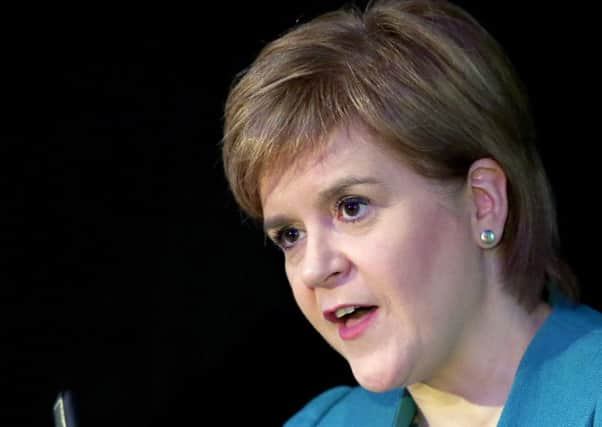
[408,290,551,426]
[410,383,504,427]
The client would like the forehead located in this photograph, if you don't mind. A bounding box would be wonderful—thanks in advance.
[259,126,403,205]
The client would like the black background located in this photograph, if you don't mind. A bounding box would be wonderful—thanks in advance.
[7,1,601,426]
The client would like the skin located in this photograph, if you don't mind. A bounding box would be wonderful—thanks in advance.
[260,125,550,426]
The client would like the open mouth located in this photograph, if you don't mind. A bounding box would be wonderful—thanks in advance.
[325,305,379,340]
[326,305,378,325]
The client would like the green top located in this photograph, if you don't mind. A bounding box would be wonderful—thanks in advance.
[284,299,602,426]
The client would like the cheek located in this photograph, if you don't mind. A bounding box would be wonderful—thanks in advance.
[358,206,467,303]
[365,213,437,271]
[285,264,321,323]
[380,208,478,344]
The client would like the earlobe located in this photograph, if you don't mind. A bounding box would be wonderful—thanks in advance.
[468,159,508,248]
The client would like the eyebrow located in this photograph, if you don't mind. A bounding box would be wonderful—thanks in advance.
[262,175,383,234]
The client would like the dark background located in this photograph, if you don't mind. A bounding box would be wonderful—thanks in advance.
[7,1,600,426]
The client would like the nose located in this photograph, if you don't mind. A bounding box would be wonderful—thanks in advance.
[299,229,349,288]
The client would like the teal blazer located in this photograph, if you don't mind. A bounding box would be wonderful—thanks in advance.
[284,299,602,426]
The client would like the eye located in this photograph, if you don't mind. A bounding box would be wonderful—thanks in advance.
[273,226,304,250]
[336,196,369,222]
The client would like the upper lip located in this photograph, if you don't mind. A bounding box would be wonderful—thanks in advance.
[323,304,375,323]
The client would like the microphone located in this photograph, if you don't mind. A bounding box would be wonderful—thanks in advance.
[53,390,78,427]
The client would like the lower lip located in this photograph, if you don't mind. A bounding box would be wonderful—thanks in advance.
[338,308,378,340]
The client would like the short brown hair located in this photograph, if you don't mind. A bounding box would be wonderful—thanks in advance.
[221,0,578,309]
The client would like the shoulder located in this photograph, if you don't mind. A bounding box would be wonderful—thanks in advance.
[553,303,602,387]
[500,302,602,426]
[523,301,602,386]
[283,386,351,427]
[283,385,404,427]
[540,302,602,366]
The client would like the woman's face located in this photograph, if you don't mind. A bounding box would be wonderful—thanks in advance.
[260,126,487,392]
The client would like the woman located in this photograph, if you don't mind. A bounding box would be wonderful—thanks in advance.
[221,0,602,425]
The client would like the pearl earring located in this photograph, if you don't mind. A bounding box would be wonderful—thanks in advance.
[480,230,496,246]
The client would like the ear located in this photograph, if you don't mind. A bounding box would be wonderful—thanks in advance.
[468,158,508,249]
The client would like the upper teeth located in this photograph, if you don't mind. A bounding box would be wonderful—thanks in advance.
[335,306,357,319]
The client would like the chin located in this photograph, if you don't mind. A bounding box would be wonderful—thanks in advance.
[343,341,414,392]
[349,360,408,393]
